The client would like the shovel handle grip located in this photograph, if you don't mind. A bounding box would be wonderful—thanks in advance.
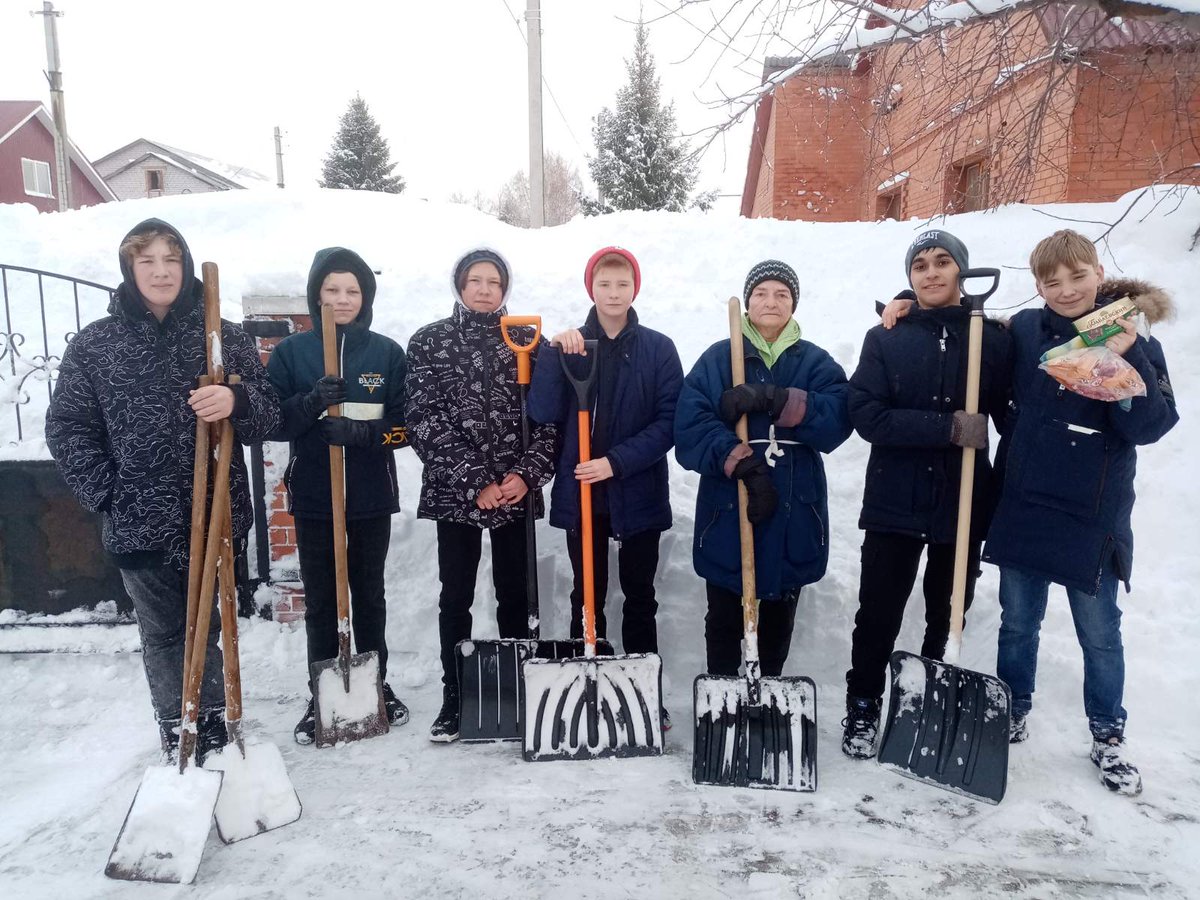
[728,298,760,671]
[500,315,542,385]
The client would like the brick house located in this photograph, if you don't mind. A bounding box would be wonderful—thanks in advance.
[0,101,115,211]
[94,138,270,200]
[742,4,1200,221]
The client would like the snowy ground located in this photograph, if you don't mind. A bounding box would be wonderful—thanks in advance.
[1,188,1198,898]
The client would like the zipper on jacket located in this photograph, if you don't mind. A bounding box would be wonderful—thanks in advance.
[939,326,947,353]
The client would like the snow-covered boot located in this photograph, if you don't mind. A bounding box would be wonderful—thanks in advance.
[196,709,229,765]
[1091,737,1142,796]
[158,716,181,765]
[841,696,881,760]
[294,698,316,745]
[429,687,460,743]
[1009,712,1029,744]
[382,683,410,727]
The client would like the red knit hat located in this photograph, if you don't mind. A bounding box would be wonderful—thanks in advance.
[584,246,641,300]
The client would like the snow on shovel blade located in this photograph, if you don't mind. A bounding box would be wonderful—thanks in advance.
[877,650,1011,805]
[104,765,222,884]
[456,638,615,742]
[310,650,388,748]
[521,653,663,761]
[203,741,303,844]
[692,674,817,792]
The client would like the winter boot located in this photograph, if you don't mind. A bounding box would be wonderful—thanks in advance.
[1091,737,1142,796]
[382,683,410,727]
[1009,712,1029,744]
[196,709,229,765]
[158,716,181,765]
[294,698,316,745]
[661,707,672,733]
[429,687,460,743]
[841,696,881,760]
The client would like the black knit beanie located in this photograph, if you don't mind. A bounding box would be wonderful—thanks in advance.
[453,249,510,299]
[743,259,799,311]
[904,230,970,285]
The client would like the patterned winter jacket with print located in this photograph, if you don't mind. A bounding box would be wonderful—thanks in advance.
[405,302,557,527]
[45,218,280,568]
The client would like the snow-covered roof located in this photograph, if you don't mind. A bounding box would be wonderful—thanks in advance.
[94,138,270,191]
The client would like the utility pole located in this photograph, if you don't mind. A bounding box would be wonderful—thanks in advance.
[274,126,285,189]
[525,0,544,228]
[32,2,72,212]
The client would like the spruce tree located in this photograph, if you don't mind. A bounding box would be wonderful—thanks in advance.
[319,95,405,193]
[584,18,700,214]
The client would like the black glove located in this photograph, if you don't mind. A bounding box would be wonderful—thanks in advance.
[303,376,347,418]
[950,411,988,449]
[319,416,373,447]
[732,455,778,524]
[719,383,787,424]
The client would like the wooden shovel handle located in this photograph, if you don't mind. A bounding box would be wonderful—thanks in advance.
[201,262,224,385]
[728,298,759,661]
[320,307,352,646]
[183,375,213,695]
[947,311,984,663]
[218,376,243,726]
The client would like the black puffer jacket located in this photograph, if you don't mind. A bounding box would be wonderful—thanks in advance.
[849,301,1012,544]
[405,302,557,527]
[45,218,280,567]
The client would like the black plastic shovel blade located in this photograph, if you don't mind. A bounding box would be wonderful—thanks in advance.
[521,653,663,761]
[692,674,817,792]
[877,650,1011,804]
[456,638,615,742]
[310,650,388,748]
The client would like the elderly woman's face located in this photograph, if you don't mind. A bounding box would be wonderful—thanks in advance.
[747,279,793,338]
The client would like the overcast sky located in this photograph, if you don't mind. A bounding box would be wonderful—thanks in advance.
[2,1,792,212]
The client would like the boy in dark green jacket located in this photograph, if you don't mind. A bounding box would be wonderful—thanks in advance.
[267,248,410,744]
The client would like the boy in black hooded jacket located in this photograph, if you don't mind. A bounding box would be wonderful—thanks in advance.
[267,248,410,744]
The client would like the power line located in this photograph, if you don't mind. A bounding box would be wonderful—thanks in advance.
[498,0,587,156]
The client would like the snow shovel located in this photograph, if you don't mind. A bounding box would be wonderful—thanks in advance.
[105,261,234,883]
[105,386,235,882]
[692,297,817,792]
[310,302,388,747]
[202,374,303,843]
[521,343,663,761]
[457,316,613,742]
[877,268,1012,805]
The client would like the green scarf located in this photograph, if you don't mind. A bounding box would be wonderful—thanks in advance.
[742,314,801,369]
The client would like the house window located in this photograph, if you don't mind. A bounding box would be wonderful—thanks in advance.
[145,168,166,197]
[948,159,990,212]
[21,158,54,198]
[876,190,903,221]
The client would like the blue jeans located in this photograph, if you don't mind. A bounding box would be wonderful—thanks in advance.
[121,565,225,722]
[996,565,1126,739]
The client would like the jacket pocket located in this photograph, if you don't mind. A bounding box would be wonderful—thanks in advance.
[1021,421,1108,517]
[862,455,919,518]
[785,503,825,567]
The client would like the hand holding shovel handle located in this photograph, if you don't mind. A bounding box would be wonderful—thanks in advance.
[945,268,999,665]
[500,315,542,639]
[321,304,353,692]
[727,297,762,703]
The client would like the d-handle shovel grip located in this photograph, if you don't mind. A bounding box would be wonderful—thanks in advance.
[558,339,600,408]
[958,268,1000,312]
[500,315,542,385]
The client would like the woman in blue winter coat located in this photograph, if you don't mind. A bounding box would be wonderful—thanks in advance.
[675,260,852,677]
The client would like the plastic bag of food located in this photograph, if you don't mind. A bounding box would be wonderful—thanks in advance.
[1039,346,1146,402]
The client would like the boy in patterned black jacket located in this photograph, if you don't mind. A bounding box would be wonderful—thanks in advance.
[46,218,280,762]
[267,248,411,744]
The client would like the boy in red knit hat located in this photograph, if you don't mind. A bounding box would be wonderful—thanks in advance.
[528,247,683,726]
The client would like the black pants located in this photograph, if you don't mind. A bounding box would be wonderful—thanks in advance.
[436,519,528,688]
[566,516,661,654]
[704,582,800,677]
[845,530,980,702]
[295,514,392,688]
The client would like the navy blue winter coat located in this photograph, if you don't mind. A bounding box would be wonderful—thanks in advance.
[983,284,1178,595]
[849,303,1012,544]
[46,219,280,568]
[675,333,852,599]
[527,308,683,539]
[267,248,409,521]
